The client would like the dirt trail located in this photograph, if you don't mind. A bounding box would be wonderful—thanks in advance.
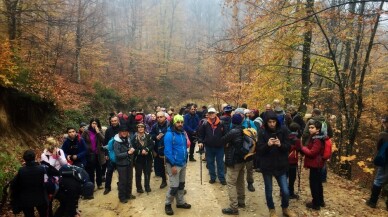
[79,154,388,217]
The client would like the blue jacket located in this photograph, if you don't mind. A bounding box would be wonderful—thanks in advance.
[61,137,87,167]
[164,127,188,167]
[183,113,200,134]
[242,118,257,131]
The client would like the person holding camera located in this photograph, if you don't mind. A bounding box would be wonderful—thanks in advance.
[114,125,136,203]
[257,111,296,217]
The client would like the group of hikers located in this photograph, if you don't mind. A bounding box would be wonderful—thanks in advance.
[9,99,388,217]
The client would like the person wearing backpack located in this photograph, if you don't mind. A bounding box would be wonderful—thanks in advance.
[198,108,226,185]
[299,120,326,210]
[62,127,87,168]
[150,111,170,189]
[302,108,333,183]
[287,123,302,200]
[366,116,388,209]
[235,108,257,193]
[184,104,200,162]
[11,150,59,217]
[132,123,155,193]
[218,113,246,215]
[164,115,191,215]
[103,116,120,195]
[257,111,296,217]
[114,125,136,203]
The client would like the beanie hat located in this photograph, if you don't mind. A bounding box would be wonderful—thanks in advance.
[135,114,143,122]
[234,108,245,115]
[119,125,129,132]
[232,114,243,125]
[173,114,184,124]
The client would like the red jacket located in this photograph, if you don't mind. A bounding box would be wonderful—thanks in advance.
[301,135,324,168]
[288,133,301,165]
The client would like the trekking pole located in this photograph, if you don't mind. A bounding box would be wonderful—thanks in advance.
[145,157,149,195]
[199,145,203,185]
[297,154,303,199]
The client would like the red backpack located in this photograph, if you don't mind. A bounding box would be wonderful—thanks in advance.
[322,137,333,160]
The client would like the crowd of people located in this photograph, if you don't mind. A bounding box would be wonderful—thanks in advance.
[9,100,388,217]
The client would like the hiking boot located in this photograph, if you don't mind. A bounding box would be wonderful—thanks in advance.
[221,180,227,185]
[320,202,326,207]
[103,188,111,195]
[145,187,151,193]
[126,194,136,200]
[160,181,167,189]
[209,179,216,184]
[120,199,128,204]
[165,204,174,215]
[83,195,94,200]
[189,157,196,162]
[366,200,377,208]
[137,188,144,193]
[238,203,245,208]
[269,209,277,217]
[306,202,320,210]
[289,194,299,199]
[282,208,297,217]
[176,203,191,209]
[247,183,255,192]
[221,207,239,215]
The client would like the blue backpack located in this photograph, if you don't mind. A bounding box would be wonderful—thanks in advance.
[374,141,388,167]
[107,138,116,163]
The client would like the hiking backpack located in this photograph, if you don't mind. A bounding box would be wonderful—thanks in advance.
[241,128,257,161]
[107,137,116,163]
[373,141,388,167]
[321,137,333,160]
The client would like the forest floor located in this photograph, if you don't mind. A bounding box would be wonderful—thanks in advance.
[79,154,388,217]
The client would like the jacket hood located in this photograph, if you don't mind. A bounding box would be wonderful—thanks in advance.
[114,134,125,142]
[264,111,279,129]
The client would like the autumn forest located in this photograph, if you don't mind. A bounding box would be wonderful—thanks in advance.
[0,0,387,190]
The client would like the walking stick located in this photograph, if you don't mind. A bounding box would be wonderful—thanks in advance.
[297,154,303,199]
[199,148,203,185]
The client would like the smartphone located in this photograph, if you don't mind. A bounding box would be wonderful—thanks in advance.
[270,133,277,139]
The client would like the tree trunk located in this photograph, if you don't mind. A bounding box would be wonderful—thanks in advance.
[298,0,314,113]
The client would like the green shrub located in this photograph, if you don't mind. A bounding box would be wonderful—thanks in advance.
[0,149,21,198]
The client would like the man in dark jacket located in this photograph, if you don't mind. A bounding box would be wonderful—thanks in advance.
[12,150,58,217]
[113,125,136,203]
[62,127,87,168]
[219,114,246,215]
[184,104,200,161]
[198,108,226,185]
[257,111,296,217]
[150,111,170,188]
[103,116,120,195]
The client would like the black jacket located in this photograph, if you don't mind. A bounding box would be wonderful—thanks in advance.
[13,162,57,208]
[150,121,169,156]
[257,111,290,176]
[198,118,224,148]
[131,133,155,162]
[104,125,120,145]
[221,125,245,167]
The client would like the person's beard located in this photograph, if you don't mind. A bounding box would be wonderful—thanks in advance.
[174,125,183,131]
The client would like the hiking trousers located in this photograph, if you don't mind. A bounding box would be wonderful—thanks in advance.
[104,161,116,190]
[117,165,133,200]
[226,162,245,210]
[165,163,187,205]
[309,168,324,207]
[245,160,254,183]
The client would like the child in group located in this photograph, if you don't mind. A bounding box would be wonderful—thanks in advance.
[288,123,302,199]
[300,120,325,210]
